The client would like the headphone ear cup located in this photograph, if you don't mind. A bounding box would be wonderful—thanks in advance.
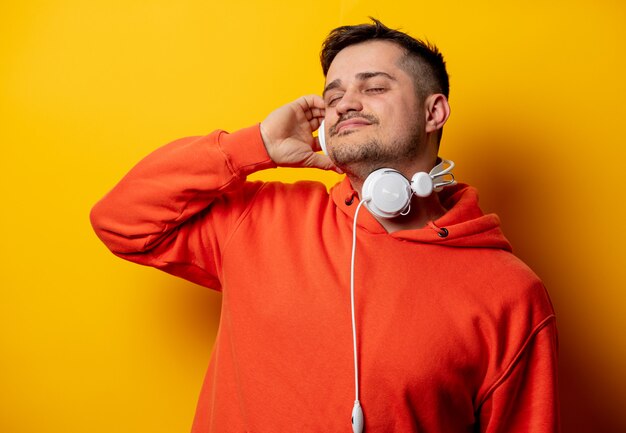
[410,172,434,197]
[362,169,412,218]
[318,120,328,155]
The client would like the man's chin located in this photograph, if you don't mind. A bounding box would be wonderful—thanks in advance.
[329,141,383,170]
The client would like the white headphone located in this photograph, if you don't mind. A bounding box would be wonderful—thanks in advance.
[318,120,456,219]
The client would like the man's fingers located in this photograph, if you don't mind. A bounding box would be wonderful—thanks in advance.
[309,117,323,134]
[299,94,325,109]
[311,136,321,153]
[297,95,326,119]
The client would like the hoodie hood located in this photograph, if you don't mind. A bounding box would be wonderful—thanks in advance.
[330,177,512,251]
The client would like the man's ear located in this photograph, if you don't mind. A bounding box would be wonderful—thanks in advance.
[424,94,450,134]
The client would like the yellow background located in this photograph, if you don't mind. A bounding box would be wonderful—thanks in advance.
[1,1,625,432]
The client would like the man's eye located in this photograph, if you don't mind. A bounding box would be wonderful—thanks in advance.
[366,87,386,93]
[327,96,342,107]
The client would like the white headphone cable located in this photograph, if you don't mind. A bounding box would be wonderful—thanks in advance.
[350,198,369,433]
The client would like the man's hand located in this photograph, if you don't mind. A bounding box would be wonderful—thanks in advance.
[260,95,342,173]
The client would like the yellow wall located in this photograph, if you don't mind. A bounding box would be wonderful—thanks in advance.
[2,1,624,431]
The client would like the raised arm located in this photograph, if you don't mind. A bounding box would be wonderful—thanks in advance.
[90,95,336,288]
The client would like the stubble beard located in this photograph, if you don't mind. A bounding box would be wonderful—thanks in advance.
[329,124,424,179]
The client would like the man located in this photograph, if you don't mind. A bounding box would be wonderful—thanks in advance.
[91,19,559,433]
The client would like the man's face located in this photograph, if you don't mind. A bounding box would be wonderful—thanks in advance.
[323,40,424,175]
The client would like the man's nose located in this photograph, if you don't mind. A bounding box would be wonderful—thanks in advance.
[335,90,363,115]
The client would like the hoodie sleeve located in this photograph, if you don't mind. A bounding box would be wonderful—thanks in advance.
[89,124,276,289]
[478,317,560,433]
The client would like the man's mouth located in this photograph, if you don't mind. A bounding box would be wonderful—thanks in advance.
[336,119,371,134]
[331,115,378,136]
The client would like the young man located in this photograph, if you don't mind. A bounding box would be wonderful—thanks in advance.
[91,19,559,433]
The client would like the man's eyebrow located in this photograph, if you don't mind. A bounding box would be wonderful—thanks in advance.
[323,72,397,97]
[323,79,342,97]
[355,71,397,81]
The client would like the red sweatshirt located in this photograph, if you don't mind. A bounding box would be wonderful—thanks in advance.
[91,125,559,432]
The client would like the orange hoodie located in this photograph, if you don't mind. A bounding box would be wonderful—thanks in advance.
[91,125,559,432]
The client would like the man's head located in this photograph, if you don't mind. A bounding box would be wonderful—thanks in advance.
[321,18,449,101]
[319,19,450,179]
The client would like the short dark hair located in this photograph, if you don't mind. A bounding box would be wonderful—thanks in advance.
[320,18,449,99]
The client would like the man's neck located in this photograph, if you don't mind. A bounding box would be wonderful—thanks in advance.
[377,194,447,233]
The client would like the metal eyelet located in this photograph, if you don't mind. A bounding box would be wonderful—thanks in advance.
[345,192,358,206]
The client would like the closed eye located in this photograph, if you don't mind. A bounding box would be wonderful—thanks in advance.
[366,87,386,93]
[327,95,343,107]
